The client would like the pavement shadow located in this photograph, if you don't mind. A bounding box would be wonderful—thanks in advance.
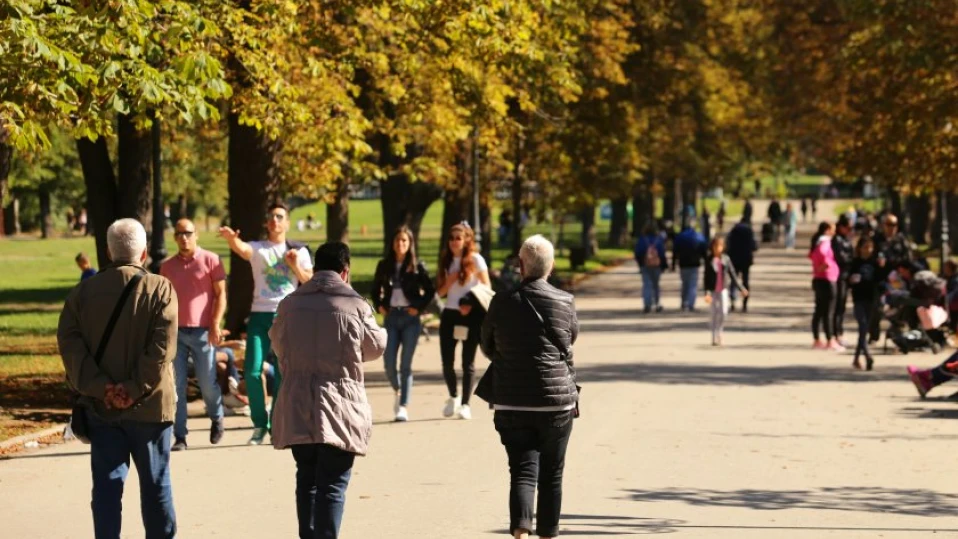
[575,361,906,386]
[623,486,958,516]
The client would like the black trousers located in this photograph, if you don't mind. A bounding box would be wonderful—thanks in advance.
[812,278,837,341]
[439,309,480,405]
[495,410,574,538]
[730,266,751,310]
[833,275,850,337]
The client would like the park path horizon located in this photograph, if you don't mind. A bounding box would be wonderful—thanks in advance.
[3,209,958,538]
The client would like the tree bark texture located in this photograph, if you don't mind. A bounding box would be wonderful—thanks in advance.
[580,204,598,257]
[0,134,11,236]
[76,137,118,268]
[379,173,442,257]
[326,178,349,244]
[906,195,930,245]
[609,197,629,246]
[632,179,653,238]
[662,177,676,223]
[38,183,52,239]
[225,114,282,335]
[117,114,153,225]
[3,198,19,236]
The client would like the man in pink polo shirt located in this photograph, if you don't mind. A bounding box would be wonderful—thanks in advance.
[161,219,227,451]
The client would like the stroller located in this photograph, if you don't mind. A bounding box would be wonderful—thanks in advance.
[884,270,950,354]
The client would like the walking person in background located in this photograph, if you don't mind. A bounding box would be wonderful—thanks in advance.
[849,237,880,370]
[811,196,818,220]
[219,203,314,445]
[809,221,844,351]
[75,252,98,281]
[716,199,726,232]
[58,219,178,538]
[700,204,712,241]
[672,223,707,312]
[742,197,754,224]
[478,235,579,539]
[634,223,667,313]
[269,242,387,539]
[784,202,798,250]
[371,226,435,422]
[832,216,855,348]
[767,197,783,243]
[801,198,809,223]
[160,219,226,451]
[704,236,747,346]
[726,218,758,313]
[436,223,491,420]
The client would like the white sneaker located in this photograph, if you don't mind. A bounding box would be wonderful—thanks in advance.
[248,427,268,445]
[393,392,401,416]
[442,397,460,418]
[228,376,240,395]
[457,404,472,420]
[395,406,409,422]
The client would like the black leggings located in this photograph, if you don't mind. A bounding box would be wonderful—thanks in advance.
[833,275,849,337]
[812,279,837,341]
[439,309,481,405]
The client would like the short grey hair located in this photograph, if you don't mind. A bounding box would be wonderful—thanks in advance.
[107,218,147,263]
[519,234,555,280]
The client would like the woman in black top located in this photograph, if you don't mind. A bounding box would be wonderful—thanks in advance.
[371,226,435,421]
[848,237,880,370]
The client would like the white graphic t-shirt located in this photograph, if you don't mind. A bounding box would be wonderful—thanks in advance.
[445,253,488,309]
[249,240,313,313]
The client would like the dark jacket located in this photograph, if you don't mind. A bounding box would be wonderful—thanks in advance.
[703,254,744,293]
[726,222,758,269]
[370,258,435,312]
[874,231,913,277]
[672,227,707,269]
[832,233,854,275]
[849,257,880,304]
[768,201,783,224]
[480,278,579,408]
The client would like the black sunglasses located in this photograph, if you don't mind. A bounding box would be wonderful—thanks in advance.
[174,231,195,238]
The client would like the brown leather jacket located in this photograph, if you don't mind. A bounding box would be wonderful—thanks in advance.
[269,271,387,455]
[57,264,178,423]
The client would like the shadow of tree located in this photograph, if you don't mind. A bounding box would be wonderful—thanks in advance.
[623,486,958,516]
[575,361,907,386]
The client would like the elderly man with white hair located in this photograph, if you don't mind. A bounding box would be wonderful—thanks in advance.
[479,234,580,539]
[58,218,179,538]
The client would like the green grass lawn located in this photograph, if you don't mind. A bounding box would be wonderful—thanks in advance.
[0,198,631,442]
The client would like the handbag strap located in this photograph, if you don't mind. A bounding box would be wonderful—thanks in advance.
[93,268,146,367]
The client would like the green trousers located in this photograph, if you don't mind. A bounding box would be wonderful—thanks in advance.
[246,312,281,430]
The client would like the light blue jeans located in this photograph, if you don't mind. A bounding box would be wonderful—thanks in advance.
[680,267,700,310]
[174,327,223,439]
[640,266,662,310]
[785,227,796,249]
[384,309,422,407]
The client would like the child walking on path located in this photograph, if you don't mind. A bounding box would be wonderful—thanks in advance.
[704,236,747,346]
[849,237,880,370]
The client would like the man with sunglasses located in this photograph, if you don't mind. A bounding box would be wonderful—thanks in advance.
[870,214,915,341]
[161,219,227,451]
[219,203,313,445]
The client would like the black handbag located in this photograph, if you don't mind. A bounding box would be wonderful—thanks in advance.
[70,269,146,444]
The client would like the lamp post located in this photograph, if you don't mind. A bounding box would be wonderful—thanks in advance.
[149,115,166,273]
[471,126,482,247]
[942,189,950,271]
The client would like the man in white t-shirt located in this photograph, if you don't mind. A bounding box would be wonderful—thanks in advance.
[219,203,313,445]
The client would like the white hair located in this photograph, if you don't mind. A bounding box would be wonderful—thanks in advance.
[519,234,555,280]
[106,218,147,263]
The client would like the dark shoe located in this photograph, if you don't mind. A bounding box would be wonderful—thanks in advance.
[655,305,664,313]
[171,438,188,451]
[643,306,652,314]
[210,418,225,445]
[730,304,736,313]
[865,357,874,371]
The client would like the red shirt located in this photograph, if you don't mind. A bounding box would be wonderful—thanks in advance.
[160,247,226,328]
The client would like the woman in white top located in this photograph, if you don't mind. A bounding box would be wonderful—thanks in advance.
[436,223,491,420]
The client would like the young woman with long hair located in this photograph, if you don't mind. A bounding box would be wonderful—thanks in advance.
[436,223,491,420]
[809,221,844,351]
[371,227,435,421]
[848,237,880,369]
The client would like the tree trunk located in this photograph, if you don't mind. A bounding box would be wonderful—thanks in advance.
[38,183,52,239]
[441,187,470,252]
[480,198,492,264]
[907,195,930,245]
[117,114,153,225]
[662,177,676,223]
[580,204,597,257]
[948,193,958,254]
[379,173,442,257]
[632,179,653,238]
[326,178,349,244]
[225,114,282,335]
[76,137,118,268]
[0,135,11,237]
[3,197,19,236]
[681,181,697,230]
[609,197,629,246]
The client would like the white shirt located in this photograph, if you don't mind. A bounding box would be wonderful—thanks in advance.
[444,253,488,309]
[249,240,313,313]
[389,262,410,307]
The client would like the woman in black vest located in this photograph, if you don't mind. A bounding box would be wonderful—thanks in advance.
[371,226,435,421]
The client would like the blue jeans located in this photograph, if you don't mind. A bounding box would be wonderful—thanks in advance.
[88,413,176,539]
[174,327,223,439]
[292,443,356,539]
[383,309,422,407]
[640,266,662,310]
[679,267,699,310]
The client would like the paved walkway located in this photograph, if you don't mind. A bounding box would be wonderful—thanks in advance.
[3,220,958,538]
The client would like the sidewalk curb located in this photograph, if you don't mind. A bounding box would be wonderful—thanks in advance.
[0,424,68,453]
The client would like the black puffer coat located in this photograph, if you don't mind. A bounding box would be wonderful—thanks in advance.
[480,278,579,408]
[370,259,435,312]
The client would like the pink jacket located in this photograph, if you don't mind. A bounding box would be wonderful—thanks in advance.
[809,237,840,282]
[269,272,387,455]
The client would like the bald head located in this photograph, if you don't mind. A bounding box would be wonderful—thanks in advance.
[174,218,198,256]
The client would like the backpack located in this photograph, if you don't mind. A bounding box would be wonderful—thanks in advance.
[644,243,661,268]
